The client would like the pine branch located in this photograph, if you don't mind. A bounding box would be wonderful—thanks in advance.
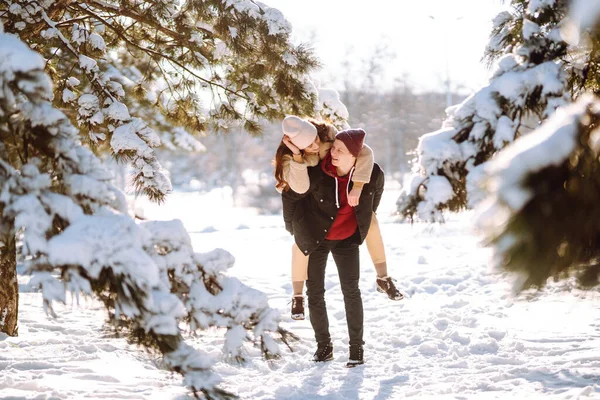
[73,3,249,101]
[39,9,116,103]
[85,0,213,52]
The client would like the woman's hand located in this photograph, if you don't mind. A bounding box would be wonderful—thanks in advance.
[348,187,362,207]
[282,135,301,155]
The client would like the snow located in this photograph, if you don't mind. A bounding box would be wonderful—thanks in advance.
[173,127,206,152]
[21,102,66,131]
[225,1,291,36]
[88,32,106,51]
[527,0,557,15]
[402,50,567,221]
[79,55,97,72]
[77,94,99,118]
[568,0,600,44]
[492,11,512,29]
[67,77,81,87]
[6,188,600,398]
[571,0,600,30]
[494,116,515,149]
[417,127,461,175]
[104,101,130,122]
[47,214,159,287]
[496,55,519,75]
[110,119,155,158]
[0,32,45,75]
[65,174,121,209]
[482,99,586,213]
[62,88,76,103]
[214,40,232,60]
[282,51,298,66]
[416,176,454,219]
[318,88,350,123]
[523,19,540,40]
[10,193,53,255]
[261,6,292,36]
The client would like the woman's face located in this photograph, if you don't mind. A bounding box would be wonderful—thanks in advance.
[303,136,320,154]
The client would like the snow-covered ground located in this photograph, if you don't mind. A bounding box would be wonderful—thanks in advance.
[2,187,600,399]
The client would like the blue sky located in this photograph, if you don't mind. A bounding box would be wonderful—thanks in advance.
[266,0,509,94]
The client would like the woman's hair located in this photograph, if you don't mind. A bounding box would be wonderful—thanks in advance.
[274,139,293,191]
[308,118,335,143]
[274,118,335,191]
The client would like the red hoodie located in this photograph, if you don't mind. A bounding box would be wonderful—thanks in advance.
[321,153,358,241]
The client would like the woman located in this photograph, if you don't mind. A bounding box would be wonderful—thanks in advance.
[274,116,403,321]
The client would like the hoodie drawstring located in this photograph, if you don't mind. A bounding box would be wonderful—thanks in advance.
[333,166,354,209]
[334,177,340,208]
[347,167,355,201]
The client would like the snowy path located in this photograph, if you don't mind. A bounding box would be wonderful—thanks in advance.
[200,219,600,400]
[2,190,600,399]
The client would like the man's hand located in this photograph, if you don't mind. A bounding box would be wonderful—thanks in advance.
[348,187,362,207]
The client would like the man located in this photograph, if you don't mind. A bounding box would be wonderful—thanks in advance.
[282,128,385,367]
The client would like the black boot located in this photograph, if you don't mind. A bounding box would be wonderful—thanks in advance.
[346,344,364,367]
[312,342,333,362]
[376,276,404,301]
[291,295,305,320]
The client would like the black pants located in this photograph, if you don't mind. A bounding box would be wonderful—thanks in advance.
[306,233,364,346]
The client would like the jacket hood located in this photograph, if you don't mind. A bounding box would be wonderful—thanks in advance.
[321,152,354,209]
[320,152,338,178]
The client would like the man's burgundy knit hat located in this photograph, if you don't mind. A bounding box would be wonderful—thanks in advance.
[335,128,366,158]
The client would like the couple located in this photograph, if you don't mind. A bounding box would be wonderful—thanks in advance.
[274,116,403,367]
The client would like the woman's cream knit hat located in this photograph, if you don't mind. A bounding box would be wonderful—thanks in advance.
[282,116,317,150]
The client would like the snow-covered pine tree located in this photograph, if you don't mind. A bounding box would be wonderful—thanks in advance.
[315,87,350,130]
[0,25,293,399]
[398,0,572,221]
[1,0,319,201]
[476,1,600,290]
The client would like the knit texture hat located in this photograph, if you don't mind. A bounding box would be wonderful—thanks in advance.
[282,116,317,150]
[335,128,366,158]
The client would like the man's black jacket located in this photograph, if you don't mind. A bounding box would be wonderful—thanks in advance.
[282,162,384,255]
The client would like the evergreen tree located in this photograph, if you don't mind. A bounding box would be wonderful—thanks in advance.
[476,1,600,290]
[398,0,583,221]
[0,0,317,395]
[1,0,319,201]
[0,26,293,398]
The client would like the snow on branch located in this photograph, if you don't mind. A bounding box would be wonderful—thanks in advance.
[397,0,570,222]
[569,0,600,32]
[0,26,289,398]
[476,95,600,289]
[142,220,284,361]
[4,0,320,202]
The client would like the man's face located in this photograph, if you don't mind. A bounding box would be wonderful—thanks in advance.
[330,139,356,168]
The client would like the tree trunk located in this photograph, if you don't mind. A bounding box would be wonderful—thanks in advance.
[0,226,18,336]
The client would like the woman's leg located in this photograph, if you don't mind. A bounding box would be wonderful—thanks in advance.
[365,212,388,278]
[366,213,404,300]
[291,243,308,295]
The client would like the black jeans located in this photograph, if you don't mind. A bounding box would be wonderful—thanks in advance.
[306,233,364,346]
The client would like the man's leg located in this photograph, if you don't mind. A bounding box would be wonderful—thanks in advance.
[331,237,363,346]
[306,241,332,345]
